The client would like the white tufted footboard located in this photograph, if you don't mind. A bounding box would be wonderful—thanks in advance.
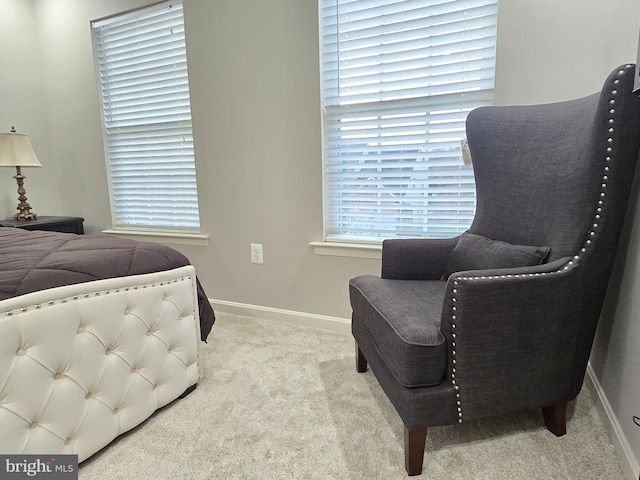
[0,265,202,462]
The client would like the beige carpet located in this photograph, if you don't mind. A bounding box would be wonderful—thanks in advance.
[79,313,625,479]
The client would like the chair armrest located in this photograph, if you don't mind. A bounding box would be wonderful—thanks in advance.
[381,237,460,280]
[447,256,572,280]
[440,257,584,421]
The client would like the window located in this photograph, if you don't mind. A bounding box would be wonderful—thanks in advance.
[91,0,200,232]
[320,0,498,242]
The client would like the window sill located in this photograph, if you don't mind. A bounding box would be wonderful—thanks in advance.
[309,241,382,259]
[102,229,209,247]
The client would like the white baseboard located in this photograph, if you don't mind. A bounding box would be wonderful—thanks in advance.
[210,299,352,335]
[585,362,639,480]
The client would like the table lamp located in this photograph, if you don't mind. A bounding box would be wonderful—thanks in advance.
[0,126,42,220]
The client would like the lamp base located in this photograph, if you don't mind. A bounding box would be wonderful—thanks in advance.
[14,211,37,221]
[13,166,37,221]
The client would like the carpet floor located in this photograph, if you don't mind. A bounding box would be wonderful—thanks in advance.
[79,313,626,479]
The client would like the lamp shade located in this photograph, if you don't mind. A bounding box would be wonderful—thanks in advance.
[0,128,42,167]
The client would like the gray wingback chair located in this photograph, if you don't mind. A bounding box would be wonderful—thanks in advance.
[349,64,640,476]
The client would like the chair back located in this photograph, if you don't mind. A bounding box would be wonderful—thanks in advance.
[465,64,640,394]
[467,65,640,265]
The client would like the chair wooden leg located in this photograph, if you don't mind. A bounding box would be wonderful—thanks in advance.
[355,342,368,373]
[404,426,427,476]
[543,402,567,437]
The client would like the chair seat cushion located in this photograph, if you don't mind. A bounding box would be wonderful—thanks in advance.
[349,275,447,388]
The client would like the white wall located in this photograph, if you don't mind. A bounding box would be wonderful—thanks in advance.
[494,0,638,105]
[0,0,56,218]
[594,175,640,480]
[1,0,639,477]
[179,0,377,318]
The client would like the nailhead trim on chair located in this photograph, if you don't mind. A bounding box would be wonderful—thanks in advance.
[450,281,462,422]
[448,65,634,424]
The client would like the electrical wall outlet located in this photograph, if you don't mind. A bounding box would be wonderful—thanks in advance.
[251,243,263,264]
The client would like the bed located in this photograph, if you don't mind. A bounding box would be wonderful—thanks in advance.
[0,227,215,461]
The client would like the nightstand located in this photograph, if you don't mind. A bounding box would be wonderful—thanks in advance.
[0,215,85,234]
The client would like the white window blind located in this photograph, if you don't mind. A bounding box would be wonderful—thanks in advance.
[91,1,200,232]
[320,0,498,242]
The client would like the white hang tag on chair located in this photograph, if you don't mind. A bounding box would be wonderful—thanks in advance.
[461,138,473,165]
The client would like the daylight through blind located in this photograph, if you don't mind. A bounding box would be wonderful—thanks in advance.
[92,1,200,232]
[320,0,498,241]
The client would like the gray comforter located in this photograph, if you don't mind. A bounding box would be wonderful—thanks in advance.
[0,227,215,341]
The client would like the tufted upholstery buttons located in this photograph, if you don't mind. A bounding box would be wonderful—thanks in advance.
[0,266,200,462]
